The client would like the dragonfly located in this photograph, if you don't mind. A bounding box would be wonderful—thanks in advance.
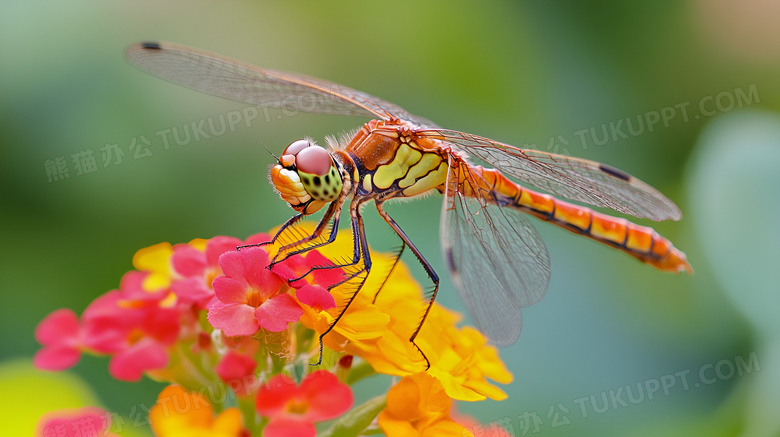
[126,41,692,367]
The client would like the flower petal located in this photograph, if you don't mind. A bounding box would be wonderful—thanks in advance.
[37,407,115,437]
[81,290,123,320]
[243,233,272,246]
[208,302,260,337]
[132,242,174,290]
[305,251,345,288]
[263,418,315,437]
[133,242,173,272]
[33,344,81,371]
[171,244,208,277]
[212,407,245,436]
[35,309,79,345]
[296,285,336,311]
[254,294,302,332]
[256,373,298,417]
[150,385,213,434]
[267,261,300,287]
[241,248,283,292]
[171,277,214,305]
[378,373,468,437]
[143,307,181,345]
[212,276,250,304]
[216,352,257,397]
[206,236,244,266]
[109,338,168,381]
[299,370,354,422]
[218,249,252,279]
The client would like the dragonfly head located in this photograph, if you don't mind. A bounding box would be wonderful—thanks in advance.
[269,139,342,214]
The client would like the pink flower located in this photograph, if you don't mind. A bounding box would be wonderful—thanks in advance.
[206,244,340,337]
[79,274,181,381]
[208,247,303,336]
[266,251,341,312]
[170,236,244,307]
[272,250,345,290]
[37,407,118,437]
[255,370,354,437]
[33,309,82,371]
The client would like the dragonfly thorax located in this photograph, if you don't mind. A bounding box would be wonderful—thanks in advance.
[269,139,343,214]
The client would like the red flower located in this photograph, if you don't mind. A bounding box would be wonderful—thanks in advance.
[256,370,354,437]
[216,351,258,397]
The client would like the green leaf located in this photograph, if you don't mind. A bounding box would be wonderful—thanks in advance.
[319,394,387,437]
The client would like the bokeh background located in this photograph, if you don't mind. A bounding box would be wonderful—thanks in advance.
[2,1,779,436]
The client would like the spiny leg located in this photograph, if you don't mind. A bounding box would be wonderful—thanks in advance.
[272,211,338,264]
[376,201,438,370]
[318,216,383,290]
[236,212,304,251]
[312,199,372,366]
[372,242,406,304]
[286,212,370,285]
[270,197,344,265]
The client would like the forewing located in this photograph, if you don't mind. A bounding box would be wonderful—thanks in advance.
[126,41,433,124]
[423,129,681,221]
[440,161,551,346]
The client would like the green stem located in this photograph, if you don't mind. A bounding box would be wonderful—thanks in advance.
[238,395,261,435]
[318,394,387,437]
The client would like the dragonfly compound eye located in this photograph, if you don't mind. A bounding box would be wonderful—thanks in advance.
[283,138,313,156]
[295,147,341,202]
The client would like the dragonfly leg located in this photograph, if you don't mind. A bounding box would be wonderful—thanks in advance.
[286,250,364,285]
[312,198,372,366]
[371,242,406,304]
[285,217,368,285]
[375,202,437,370]
[312,240,403,296]
[236,213,303,251]
[270,196,345,265]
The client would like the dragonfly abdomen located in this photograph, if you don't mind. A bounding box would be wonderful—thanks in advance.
[474,167,692,273]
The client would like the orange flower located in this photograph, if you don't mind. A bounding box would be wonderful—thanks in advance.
[378,372,473,437]
[149,385,244,437]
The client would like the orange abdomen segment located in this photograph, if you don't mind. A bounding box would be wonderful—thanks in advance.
[474,167,692,274]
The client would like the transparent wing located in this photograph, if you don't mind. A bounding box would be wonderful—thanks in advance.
[440,159,551,346]
[422,129,681,221]
[126,41,437,126]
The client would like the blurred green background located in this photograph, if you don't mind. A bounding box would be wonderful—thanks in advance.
[2,1,779,436]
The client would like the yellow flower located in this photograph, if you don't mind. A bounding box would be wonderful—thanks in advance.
[133,242,175,290]
[363,280,513,401]
[379,372,473,437]
[149,385,244,437]
[292,225,512,401]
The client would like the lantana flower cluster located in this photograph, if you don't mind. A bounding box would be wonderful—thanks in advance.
[34,225,512,436]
